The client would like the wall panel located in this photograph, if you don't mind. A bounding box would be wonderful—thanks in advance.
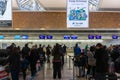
[13,12,120,29]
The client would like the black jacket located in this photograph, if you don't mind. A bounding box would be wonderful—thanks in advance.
[95,48,108,73]
[9,53,20,71]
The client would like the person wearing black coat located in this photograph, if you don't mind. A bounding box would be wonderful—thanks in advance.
[29,46,39,78]
[52,44,63,79]
[94,43,109,80]
[8,47,20,80]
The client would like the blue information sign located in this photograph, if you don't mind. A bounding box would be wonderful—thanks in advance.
[96,35,102,39]
[14,35,21,39]
[88,35,94,39]
[64,35,70,39]
[71,35,78,39]
[39,35,45,39]
[112,35,118,39]
[46,35,53,39]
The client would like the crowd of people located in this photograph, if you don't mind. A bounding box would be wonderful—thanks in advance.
[73,43,120,80]
[4,43,67,80]
[1,42,120,80]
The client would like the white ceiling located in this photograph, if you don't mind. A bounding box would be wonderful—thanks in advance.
[12,0,18,10]
[40,0,66,10]
[99,0,120,11]
[12,0,120,11]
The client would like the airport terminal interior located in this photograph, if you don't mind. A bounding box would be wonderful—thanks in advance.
[0,0,120,80]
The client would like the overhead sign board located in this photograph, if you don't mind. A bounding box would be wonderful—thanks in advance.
[0,0,12,27]
[67,0,89,28]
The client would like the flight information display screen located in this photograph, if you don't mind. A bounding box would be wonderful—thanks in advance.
[71,35,78,39]
[46,35,53,39]
[64,35,70,39]
[112,35,118,39]
[22,35,29,39]
[0,35,4,39]
[39,35,45,39]
[14,35,21,39]
[95,35,102,39]
[88,35,94,39]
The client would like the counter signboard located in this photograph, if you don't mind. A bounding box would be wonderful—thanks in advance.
[67,0,89,28]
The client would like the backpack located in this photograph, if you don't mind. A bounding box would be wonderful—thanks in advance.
[87,51,96,66]
[75,55,86,67]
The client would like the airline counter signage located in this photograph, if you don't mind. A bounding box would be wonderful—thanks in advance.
[64,35,70,39]
[22,35,29,39]
[46,35,53,39]
[95,35,102,39]
[88,35,94,39]
[0,0,12,27]
[14,35,21,39]
[67,0,89,28]
[71,35,78,39]
[0,35,4,39]
[39,35,45,39]
[112,35,118,39]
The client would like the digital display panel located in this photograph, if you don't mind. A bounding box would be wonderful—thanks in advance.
[95,35,102,39]
[39,35,45,39]
[64,35,70,39]
[14,35,21,39]
[22,35,29,39]
[112,35,118,39]
[46,35,53,39]
[88,35,94,39]
[71,35,78,39]
[0,35,4,39]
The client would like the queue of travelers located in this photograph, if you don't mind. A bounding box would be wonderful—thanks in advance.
[1,42,120,80]
[73,43,120,80]
[4,43,67,80]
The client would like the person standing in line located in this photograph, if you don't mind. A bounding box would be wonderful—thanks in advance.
[94,43,108,80]
[87,46,96,78]
[59,45,64,69]
[52,43,63,79]
[62,44,67,64]
[38,44,46,66]
[74,43,81,57]
[8,47,20,80]
[74,43,81,77]
[46,45,51,63]
[21,55,29,80]
[22,44,30,61]
[29,45,39,79]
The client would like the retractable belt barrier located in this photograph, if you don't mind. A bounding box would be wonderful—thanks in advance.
[68,55,74,70]
[68,55,78,80]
